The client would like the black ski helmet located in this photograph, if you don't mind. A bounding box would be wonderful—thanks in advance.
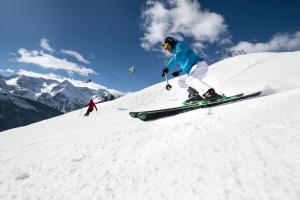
[162,37,176,48]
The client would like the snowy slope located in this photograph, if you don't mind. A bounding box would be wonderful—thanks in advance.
[0,51,300,200]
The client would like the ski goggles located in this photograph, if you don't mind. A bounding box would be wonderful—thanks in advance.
[162,42,168,49]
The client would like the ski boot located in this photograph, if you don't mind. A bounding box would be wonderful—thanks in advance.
[184,87,204,105]
[202,88,223,101]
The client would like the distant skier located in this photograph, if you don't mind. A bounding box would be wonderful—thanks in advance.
[161,36,222,103]
[84,99,98,116]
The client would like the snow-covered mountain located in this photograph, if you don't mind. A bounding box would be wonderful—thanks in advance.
[0,91,63,132]
[0,75,11,91]
[0,51,299,200]
[2,73,124,112]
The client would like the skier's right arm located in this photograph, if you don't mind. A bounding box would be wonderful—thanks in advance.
[161,42,187,77]
[167,42,188,70]
[161,67,169,77]
[162,52,179,77]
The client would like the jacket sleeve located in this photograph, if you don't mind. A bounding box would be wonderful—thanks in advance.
[167,42,189,69]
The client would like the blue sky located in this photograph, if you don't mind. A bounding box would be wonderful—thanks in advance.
[0,0,300,92]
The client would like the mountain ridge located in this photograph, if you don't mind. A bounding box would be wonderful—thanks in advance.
[1,73,124,112]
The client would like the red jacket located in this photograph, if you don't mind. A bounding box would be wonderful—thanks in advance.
[86,101,97,110]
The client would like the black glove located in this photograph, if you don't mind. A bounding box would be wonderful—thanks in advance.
[172,71,181,77]
[161,67,169,77]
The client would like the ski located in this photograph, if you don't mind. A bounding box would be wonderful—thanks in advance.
[129,93,243,118]
[132,91,261,121]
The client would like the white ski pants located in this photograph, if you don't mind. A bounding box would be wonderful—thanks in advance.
[178,61,212,94]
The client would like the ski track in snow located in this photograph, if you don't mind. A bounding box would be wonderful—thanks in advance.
[0,52,300,200]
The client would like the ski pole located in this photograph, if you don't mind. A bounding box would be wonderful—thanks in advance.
[164,72,172,90]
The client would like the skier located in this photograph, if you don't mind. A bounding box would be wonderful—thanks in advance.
[84,99,98,116]
[161,36,222,103]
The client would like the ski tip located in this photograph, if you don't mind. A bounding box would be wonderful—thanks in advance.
[137,114,148,121]
[129,112,139,118]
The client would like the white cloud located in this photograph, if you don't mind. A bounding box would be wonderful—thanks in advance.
[5,68,14,73]
[140,0,228,51]
[17,69,65,80]
[219,37,233,46]
[16,48,96,76]
[60,49,90,64]
[230,31,300,54]
[67,71,74,77]
[40,38,54,53]
[0,68,14,73]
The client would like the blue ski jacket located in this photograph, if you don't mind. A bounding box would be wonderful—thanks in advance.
[166,41,203,74]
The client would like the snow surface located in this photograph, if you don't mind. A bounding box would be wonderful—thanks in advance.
[0,51,300,200]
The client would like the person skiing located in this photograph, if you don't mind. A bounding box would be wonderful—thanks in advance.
[84,99,98,116]
[161,36,222,103]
